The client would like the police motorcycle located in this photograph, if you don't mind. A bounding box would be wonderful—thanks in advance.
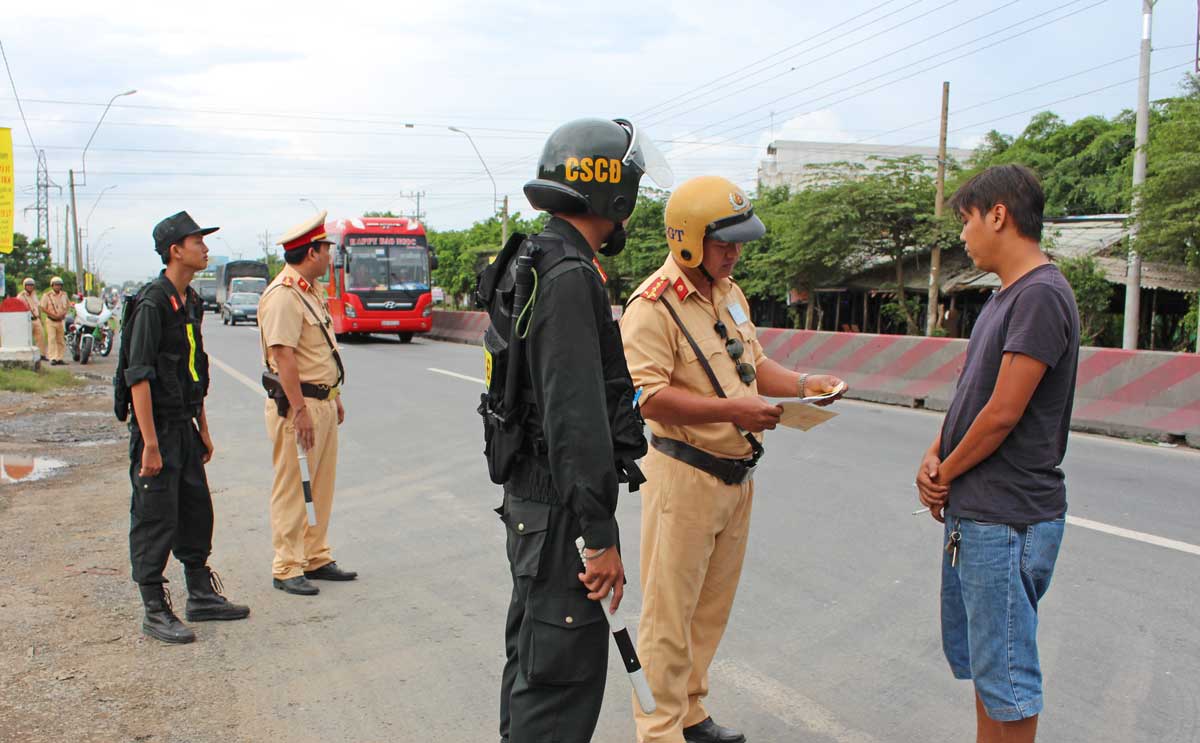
[66,294,115,364]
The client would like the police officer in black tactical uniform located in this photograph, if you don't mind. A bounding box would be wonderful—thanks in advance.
[119,211,250,644]
[478,118,673,743]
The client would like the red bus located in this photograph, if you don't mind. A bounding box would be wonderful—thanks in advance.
[323,216,437,343]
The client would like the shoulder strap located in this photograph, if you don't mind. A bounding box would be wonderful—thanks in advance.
[285,285,346,387]
[659,295,764,461]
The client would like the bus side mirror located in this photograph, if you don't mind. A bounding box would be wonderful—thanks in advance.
[334,251,345,269]
[429,251,439,271]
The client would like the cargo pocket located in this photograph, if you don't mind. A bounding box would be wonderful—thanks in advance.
[504,498,551,579]
[519,589,607,686]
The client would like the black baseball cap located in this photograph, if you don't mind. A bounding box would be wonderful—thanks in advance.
[153,211,219,255]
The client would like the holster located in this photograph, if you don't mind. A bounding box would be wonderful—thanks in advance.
[261,371,290,417]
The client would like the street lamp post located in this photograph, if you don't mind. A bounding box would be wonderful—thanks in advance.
[299,197,320,214]
[448,126,507,247]
[71,88,136,295]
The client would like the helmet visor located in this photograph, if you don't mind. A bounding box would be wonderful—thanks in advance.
[617,119,674,189]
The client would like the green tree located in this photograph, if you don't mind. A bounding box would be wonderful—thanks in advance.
[1,233,75,296]
[1134,74,1200,271]
[1058,255,1112,345]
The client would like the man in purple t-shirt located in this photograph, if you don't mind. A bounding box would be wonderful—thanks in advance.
[916,164,1081,743]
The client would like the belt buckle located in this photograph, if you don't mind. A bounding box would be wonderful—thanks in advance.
[329,386,340,400]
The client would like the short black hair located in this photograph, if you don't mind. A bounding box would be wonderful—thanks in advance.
[284,244,315,265]
[947,164,1045,241]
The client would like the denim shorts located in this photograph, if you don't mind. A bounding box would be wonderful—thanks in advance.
[940,516,1065,722]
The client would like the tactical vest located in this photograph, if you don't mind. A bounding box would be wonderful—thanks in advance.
[475,230,647,489]
[114,278,209,422]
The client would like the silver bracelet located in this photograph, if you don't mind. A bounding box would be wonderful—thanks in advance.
[798,373,809,398]
[582,546,608,561]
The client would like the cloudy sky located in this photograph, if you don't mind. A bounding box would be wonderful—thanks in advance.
[3,0,1198,282]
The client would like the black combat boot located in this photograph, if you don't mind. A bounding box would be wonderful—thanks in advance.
[139,584,196,644]
[184,566,251,622]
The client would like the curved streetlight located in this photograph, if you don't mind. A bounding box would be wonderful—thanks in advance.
[81,89,137,180]
[85,185,117,238]
[88,226,115,274]
[299,197,321,214]
[448,126,507,246]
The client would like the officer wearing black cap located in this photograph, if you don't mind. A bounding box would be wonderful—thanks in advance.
[119,211,250,644]
[482,118,672,743]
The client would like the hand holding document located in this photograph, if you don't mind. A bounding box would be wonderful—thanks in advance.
[778,402,838,430]
[799,380,847,404]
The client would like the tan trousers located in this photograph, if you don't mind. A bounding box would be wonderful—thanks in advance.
[44,320,65,362]
[635,448,754,743]
[31,317,46,357]
[265,397,338,579]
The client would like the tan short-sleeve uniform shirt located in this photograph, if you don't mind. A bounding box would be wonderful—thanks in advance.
[40,290,70,320]
[620,255,765,460]
[258,265,340,387]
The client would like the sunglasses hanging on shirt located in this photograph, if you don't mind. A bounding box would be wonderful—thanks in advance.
[713,321,755,385]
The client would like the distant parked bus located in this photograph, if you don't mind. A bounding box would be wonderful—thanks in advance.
[324,216,437,343]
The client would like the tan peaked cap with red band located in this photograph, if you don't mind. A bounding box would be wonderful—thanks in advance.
[278,210,331,252]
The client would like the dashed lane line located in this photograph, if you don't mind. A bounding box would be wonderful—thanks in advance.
[210,355,266,397]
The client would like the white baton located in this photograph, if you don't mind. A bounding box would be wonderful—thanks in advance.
[296,442,317,526]
[575,537,656,714]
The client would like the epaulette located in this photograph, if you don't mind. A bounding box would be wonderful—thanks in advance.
[281,276,293,287]
[297,277,311,291]
[640,276,671,302]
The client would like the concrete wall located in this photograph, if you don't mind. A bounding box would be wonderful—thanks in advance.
[429,311,1200,447]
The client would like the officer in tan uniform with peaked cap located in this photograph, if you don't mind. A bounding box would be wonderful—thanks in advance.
[621,176,846,743]
[258,210,357,596]
[40,276,70,365]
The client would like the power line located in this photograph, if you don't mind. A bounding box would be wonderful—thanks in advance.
[666,0,1108,162]
[642,0,988,131]
[633,0,921,121]
[669,0,1100,148]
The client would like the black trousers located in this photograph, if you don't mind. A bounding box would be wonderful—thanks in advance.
[498,481,611,743]
[128,418,213,585]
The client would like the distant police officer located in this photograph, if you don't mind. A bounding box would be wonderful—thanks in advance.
[39,276,70,365]
[18,278,46,358]
[481,118,672,743]
[258,210,355,597]
[123,211,250,644]
[621,177,846,743]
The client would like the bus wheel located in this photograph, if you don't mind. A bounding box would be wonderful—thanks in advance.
[398,332,414,344]
[336,333,349,342]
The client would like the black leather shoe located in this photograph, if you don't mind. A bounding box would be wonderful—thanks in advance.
[273,576,320,595]
[683,717,746,743]
[184,566,251,621]
[303,562,358,581]
[138,584,195,644]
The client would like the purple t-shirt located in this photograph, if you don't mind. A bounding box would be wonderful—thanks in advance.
[941,263,1081,525]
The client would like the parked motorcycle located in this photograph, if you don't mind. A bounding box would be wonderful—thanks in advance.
[66,295,115,365]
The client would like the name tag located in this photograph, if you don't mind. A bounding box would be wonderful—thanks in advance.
[727,302,748,326]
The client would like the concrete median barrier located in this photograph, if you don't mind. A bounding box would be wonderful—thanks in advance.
[431,311,1200,446]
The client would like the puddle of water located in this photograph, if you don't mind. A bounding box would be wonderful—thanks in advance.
[72,438,123,448]
[0,455,68,484]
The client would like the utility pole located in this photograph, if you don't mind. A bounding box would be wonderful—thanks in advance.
[1123,0,1155,350]
[62,205,70,270]
[501,195,509,247]
[926,81,950,337]
[69,169,84,293]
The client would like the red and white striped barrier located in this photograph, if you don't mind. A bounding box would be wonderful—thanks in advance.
[431,312,1200,447]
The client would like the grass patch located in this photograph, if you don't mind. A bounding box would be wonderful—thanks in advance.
[0,366,85,393]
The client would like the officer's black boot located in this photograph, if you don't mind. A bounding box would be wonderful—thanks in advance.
[184,566,251,622]
[138,584,196,644]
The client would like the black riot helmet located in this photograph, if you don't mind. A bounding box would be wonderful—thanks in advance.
[524,118,673,226]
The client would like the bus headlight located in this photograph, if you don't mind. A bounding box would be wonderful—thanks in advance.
[422,306,433,317]
[345,303,357,318]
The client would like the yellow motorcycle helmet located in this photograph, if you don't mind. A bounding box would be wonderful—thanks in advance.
[665,176,766,268]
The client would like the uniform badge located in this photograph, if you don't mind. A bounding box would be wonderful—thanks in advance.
[298,278,310,291]
[169,294,181,312]
[673,277,689,301]
[641,276,670,302]
[281,276,293,287]
[592,258,608,285]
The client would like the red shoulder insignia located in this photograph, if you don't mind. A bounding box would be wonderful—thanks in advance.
[297,277,311,291]
[169,294,181,312]
[592,258,608,285]
[281,276,293,287]
[673,277,689,301]
[641,276,670,302]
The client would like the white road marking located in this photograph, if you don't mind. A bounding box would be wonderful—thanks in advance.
[428,367,484,385]
[424,365,1200,558]
[710,659,879,743]
[1067,516,1200,557]
[210,355,266,397]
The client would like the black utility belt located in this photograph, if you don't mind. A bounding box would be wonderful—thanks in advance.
[300,382,339,400]
[650,435,758,486]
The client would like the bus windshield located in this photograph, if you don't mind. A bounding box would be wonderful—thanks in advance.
[345,236,430,292]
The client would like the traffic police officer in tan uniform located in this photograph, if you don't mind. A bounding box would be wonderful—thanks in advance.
[18,278,47,357]
[40,276,70,365]
[621,176,846,743]
[258,210,356,596]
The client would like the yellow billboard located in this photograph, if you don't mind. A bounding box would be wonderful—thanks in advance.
[0,128,13,254]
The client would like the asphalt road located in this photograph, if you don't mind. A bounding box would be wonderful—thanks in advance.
[197,321,1200,743]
